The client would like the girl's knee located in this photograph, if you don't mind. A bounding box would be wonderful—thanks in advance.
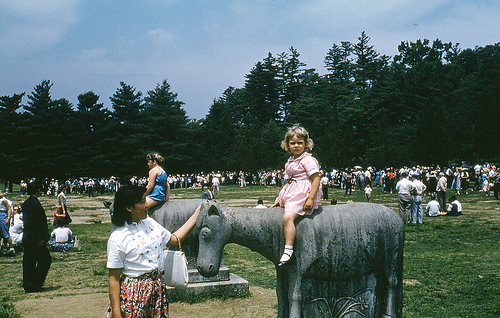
[282,212,297,224]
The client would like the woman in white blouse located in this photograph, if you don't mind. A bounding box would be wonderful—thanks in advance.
[107,185,200,318]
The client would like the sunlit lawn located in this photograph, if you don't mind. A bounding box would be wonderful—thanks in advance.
[1,184,500,317]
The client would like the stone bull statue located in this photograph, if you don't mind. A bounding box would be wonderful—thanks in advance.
[196,202,404,318]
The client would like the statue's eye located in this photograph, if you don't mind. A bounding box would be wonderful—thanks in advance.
[201,227,210,239]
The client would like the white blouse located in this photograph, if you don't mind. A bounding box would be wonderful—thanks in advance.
[107,216,171,277]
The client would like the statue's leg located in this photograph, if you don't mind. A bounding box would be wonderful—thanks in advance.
[276,269,288,318]
[287,269,302,318]
[383,249,403,318]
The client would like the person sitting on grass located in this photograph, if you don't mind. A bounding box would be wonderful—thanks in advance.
[425,195,441,217]
[9,204,23,248]
[440,196,462,216]
[49,224,74,252]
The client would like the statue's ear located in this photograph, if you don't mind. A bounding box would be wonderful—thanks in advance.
[207,204,221,217]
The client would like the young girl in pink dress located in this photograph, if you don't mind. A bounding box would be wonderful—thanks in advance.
[271,126,322,266]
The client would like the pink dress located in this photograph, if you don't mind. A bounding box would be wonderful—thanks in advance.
[278,152,322,216]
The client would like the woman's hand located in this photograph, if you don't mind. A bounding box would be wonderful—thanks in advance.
[169,205,201,245]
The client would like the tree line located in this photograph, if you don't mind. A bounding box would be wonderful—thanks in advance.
[1,32,499,186]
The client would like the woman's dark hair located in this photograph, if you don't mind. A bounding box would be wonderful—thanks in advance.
[112,185,145,226]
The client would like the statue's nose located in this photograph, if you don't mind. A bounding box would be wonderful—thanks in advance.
[197,264,215,274]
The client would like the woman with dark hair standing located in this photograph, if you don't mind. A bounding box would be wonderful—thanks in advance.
[107,185,200,318]
[54,184,71,227]
[144,153,170,209]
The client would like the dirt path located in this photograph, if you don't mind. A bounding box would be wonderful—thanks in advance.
[15,286,277,318]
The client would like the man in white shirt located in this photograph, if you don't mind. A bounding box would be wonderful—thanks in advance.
[425,196,441,217]
[436,172,447,211]
[395,172,413,223]
[212,174,220,195]
[410,174,427,224]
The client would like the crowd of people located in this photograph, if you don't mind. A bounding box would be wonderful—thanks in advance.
[20,177,122,198]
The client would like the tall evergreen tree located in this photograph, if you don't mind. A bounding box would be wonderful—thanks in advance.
[277,47,306,120]
[143,79,195,173]
[20,80,71,179]
[244,53,280,125]
[110,81,143,124]
[0,93,25,188]
[73,92,110,176]
[108,82,146,177]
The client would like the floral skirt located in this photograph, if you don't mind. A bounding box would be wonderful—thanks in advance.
[107,269,168,318]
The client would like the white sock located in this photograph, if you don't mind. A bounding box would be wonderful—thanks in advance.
[280,245,293,262]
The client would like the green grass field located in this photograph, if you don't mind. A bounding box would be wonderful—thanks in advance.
[1,185,500,317]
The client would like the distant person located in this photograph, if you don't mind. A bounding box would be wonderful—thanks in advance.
[56,184,71,227]
[492,167,500,200]
[144,152,170,209]
[254,199,267,209]
[364,183,372,203]
[451,167,462,195]
[9,205,24,246]
[271,125,321,267]
[441,196,462,216]
[436,172,448,211]
[212,174,220,195]
[49,224,74,252]
[395,172,413,223]
[202,182,215,201]
[22,180,51,293]
[0,191,15,254]
[321,173,329,201]
[425,195,441,217]
[345,170,353,195]
[410,174,427,224]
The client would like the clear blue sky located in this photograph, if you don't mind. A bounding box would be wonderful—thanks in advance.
[1,0,498,119]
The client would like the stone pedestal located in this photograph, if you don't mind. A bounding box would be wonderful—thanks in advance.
[167,266,249,297]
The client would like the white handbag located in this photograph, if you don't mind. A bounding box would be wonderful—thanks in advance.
[162,233,188,288]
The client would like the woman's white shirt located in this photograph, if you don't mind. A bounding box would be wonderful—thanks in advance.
[107,217,171,277]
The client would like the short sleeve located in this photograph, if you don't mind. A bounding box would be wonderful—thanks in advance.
[161,226,172,246]
[107,236,125,269]
[302,155,320,177]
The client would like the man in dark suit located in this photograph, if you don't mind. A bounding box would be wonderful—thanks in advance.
[202,182,214,201]
[22,180,51,293]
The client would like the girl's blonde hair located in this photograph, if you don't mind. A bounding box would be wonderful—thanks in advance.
[281,125,314,153]
[146,152,165,165]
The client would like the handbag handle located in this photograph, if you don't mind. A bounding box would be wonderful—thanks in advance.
[172,233,182,250]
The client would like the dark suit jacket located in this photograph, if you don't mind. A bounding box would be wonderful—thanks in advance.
[22,196,50,244]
